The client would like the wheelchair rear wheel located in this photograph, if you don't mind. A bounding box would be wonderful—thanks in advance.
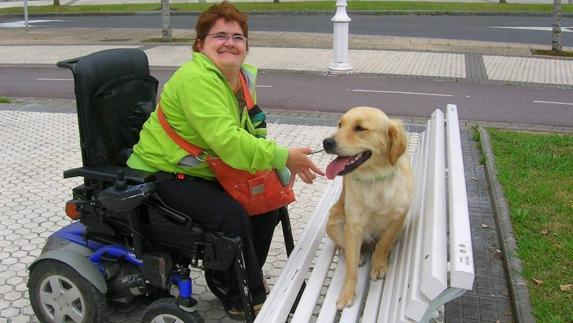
[142,298,204,323]
[28,260,107,323]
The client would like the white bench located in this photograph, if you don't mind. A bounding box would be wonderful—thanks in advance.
[256,105,475,323]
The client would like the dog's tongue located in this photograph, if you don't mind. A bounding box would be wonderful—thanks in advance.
[326,156,353,179]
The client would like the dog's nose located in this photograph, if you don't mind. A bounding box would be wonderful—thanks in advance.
[323,138,336,152]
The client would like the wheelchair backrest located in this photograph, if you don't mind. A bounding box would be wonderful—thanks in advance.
[59,48,159,167]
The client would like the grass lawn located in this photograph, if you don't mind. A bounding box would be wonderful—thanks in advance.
[0,1,571,15]
[487,129,572,322]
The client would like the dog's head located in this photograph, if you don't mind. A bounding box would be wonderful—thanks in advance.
[323,107,407,179]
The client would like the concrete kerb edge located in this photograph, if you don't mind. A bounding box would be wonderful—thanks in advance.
[478,127,536,323]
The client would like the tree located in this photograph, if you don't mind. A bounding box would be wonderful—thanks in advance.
[552,0,562,53]
[53,0,60,6]
[161,0,172,42]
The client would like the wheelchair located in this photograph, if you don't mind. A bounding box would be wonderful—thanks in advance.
[27,48,297,323]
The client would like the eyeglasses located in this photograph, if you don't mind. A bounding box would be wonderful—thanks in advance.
[206,32,247,44]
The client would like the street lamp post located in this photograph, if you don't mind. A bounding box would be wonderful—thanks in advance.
[24,0,29,31]
[329,0,352,74]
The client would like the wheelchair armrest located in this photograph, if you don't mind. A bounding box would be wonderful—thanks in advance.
[64,166,156,184]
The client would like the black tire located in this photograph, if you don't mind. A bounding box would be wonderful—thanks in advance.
[204,269,231,301]
[142,298,204,323]
[28,259,107,323]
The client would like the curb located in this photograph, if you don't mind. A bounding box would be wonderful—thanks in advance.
[478,127,536,323]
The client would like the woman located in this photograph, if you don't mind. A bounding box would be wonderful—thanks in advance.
[127,1,324,319]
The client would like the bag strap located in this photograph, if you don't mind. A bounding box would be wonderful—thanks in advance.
[238,71,255,110]
[157,104,204,158]
[157,71,255,158]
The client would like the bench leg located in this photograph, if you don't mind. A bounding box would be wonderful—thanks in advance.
[233,248,255,323]
[279,206,307,314]
[279,207,295,256]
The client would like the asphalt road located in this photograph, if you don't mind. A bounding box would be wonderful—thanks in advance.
[2,66,572,127]
[1,14,572,45]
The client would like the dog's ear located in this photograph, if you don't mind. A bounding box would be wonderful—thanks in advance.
[387,119,407,165]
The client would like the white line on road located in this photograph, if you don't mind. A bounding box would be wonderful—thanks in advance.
[533,100,573,107]
[37,78,73,81]
[489,26,573,33]
[256,85,272,88]
[352,89,453,97]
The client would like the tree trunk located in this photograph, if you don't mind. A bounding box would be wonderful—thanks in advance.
[161,0,172,42]
[53,0,60,6]
[552,0,562,53]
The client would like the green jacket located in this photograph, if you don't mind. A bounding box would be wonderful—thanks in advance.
[127,52,289,180]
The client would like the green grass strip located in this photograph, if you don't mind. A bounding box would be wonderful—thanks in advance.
[1,1,571,15]
[487,129,573,322]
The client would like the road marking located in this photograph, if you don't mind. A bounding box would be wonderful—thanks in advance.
[533,100,573,107]
[256,85,272,88]
[37,78,73,81]
[0,20,63,28]
[489,26,573,33]
[352,89,453,97]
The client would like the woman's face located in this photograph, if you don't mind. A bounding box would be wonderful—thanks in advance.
[197,18,247,73]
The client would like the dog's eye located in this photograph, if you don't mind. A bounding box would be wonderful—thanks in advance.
[354,125,366,132]
[338,122,342,129]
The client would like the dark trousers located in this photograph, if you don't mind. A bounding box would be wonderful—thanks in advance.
[156,177,279,308]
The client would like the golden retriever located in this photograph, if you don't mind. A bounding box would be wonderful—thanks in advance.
[322,107,413,310]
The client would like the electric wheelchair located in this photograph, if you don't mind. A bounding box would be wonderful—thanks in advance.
[27,48,297,323]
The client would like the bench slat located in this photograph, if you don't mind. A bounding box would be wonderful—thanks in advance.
[339,256,372,322]
[256,177,343,323]
[420,111,448,300]
[405,132,432,321]
[361,276,384,322]
[316,253,346,322]
[291,238,336,322]
[446,105,475,290]
[377,238,401,322]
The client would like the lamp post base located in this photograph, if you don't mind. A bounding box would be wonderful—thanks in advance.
[328,63,353,75]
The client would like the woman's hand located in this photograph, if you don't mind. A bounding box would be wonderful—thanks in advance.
[286,147,325,184]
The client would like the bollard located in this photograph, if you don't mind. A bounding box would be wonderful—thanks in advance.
[329,0,352,74]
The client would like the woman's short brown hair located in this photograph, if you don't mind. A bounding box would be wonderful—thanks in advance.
[193,1,248,52]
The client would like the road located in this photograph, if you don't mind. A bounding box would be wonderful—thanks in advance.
[2,66,572,127]
[1,14,572,45]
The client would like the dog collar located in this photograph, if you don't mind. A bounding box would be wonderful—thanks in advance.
[353,172,394,183]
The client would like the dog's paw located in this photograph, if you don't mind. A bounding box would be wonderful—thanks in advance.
[370,262,389,280]
[336,289,355,310]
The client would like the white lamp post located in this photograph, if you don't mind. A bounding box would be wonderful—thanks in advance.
[24,0,29,31]
[329,0,352,74]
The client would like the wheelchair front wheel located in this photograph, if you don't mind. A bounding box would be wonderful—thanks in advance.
[142,298,204,323]
[28,260,106,323]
